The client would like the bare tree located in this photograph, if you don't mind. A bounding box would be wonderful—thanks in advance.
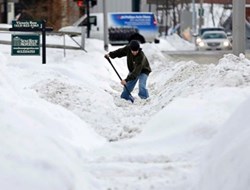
[210,3,216,26]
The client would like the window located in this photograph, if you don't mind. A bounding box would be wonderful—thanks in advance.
[79,16,97,26]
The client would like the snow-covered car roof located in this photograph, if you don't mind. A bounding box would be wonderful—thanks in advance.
[0,23,12,30]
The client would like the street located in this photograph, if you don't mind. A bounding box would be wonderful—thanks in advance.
[163,50,250,64]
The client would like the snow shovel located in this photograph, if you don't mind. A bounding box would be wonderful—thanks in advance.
[105,56,134,103]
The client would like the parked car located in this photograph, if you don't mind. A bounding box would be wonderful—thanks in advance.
[0,23,12,31]
[196,31,232,51]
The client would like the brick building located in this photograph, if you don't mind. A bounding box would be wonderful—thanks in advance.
[15,0,81,30]
[0,0,81,30]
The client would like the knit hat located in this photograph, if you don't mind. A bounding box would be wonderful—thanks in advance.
[129,40,140,51]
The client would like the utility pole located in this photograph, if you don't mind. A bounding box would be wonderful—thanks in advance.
[132,0,140,12]
[192,0,196,34]
[198,0,204,31]
[103,0,108,51]
[86,0,90,38]
[3,0,8,23]
[233,0,245,55]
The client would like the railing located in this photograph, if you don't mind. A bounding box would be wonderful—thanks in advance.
[0,27,87,56]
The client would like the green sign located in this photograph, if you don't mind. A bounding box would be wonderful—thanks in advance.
[12,21,42,29]
[198,8,204,16]
[11,34,40,56]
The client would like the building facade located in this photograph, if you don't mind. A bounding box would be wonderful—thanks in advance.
[0,0,157,30]
[1,0,250,31]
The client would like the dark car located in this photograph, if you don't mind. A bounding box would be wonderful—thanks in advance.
[198,27,225,36]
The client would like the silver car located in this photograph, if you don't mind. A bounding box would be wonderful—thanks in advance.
[197,31,232,51]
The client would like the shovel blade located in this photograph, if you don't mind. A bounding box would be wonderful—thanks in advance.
[129,95,135,103]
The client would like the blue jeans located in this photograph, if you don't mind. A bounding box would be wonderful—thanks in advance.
[121,73,149,101]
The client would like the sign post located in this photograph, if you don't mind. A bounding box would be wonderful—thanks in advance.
[9,20,53,64]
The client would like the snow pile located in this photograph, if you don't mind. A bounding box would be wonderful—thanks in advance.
[1,30,250,190]
[158,34,195,51]
[198,97,250,190]
[0,50,106,190]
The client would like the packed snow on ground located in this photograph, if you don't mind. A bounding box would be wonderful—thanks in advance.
[1,31,250,190]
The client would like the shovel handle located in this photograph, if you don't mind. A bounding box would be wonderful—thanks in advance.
[104,55,134,103]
